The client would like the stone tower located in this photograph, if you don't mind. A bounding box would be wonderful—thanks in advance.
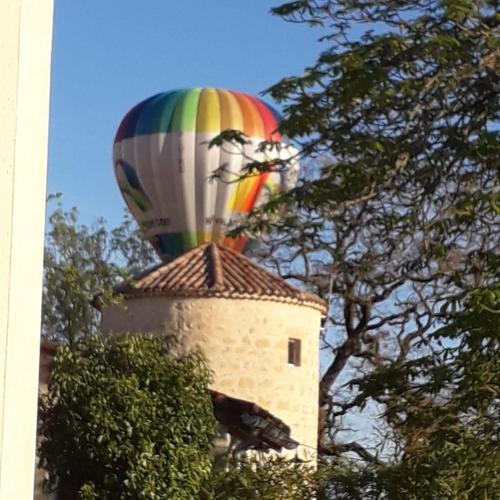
[99,243,326,459]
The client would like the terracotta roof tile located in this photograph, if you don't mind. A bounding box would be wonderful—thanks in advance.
[116,244,327,313]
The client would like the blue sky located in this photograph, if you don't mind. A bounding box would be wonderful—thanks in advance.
[47,0,325,227]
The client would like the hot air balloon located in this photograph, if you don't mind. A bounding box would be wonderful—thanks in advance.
[113,87,299,261]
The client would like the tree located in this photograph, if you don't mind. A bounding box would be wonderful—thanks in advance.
[219,0,499,478]
[379,286,499,497]
[322,286,499,498]
[207,457,321,500]
[42,195,158,342]
[38,334,216,500]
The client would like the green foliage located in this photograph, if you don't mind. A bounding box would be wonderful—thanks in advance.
[206,457,322,500]
[43,195,158,342]
[38,334,216,500]
[323,287,500,498]
[320,459,386,500]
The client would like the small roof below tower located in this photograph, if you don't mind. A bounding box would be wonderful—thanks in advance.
[115,243,327,313]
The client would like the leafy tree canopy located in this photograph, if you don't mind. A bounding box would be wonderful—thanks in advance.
[207,457,321,500]
[322,287,499,498]
[233,0,499,443]
[38,334,216,500]
[42,195,158,343]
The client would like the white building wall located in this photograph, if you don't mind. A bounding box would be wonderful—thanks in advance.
[0,1,53,498]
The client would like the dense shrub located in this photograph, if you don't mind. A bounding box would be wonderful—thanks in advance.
[38,334,215,500]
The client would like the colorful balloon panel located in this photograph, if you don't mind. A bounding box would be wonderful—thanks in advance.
[113,87,298,261]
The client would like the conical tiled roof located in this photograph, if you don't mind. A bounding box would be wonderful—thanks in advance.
[115,244,327,313]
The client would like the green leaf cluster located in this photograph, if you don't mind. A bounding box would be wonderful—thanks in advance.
[38,334,215,499]
[206,457,322,500]
[326,287,499,498]
[43,195,158,343]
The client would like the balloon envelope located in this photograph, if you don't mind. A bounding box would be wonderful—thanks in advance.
[113,88,299,261]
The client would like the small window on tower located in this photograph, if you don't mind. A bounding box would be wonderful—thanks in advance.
[288,338,301,367]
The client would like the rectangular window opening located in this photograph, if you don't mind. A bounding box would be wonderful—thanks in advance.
[288,338,301,367]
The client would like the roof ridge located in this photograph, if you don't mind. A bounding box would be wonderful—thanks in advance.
[110,243,327,314]
[209,243,224,289]
[214,242,309,295]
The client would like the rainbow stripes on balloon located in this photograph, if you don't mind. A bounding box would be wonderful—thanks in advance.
[113,87,299,261]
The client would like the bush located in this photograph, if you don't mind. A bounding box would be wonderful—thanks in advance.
[207,456,321,500]
[38,334,215,500]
